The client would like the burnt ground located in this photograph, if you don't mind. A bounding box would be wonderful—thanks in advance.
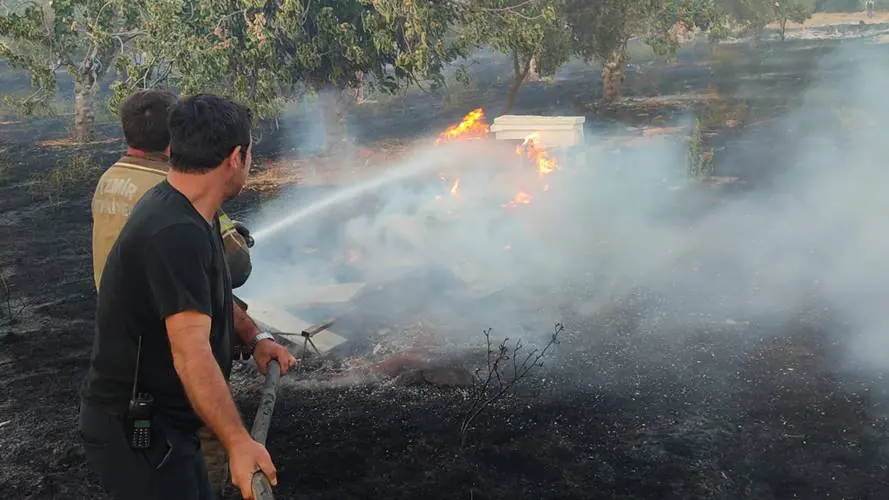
[3,35,889,499]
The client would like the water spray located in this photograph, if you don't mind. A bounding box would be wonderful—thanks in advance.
[250,146,468,243]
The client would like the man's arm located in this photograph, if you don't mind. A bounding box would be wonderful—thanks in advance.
[144,223,278,498]
[234,300,260,345]
[166,309,277,496]
[233,299,298,375]
[167,310,252,449]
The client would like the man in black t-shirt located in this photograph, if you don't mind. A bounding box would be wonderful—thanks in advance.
[79,94,296,500]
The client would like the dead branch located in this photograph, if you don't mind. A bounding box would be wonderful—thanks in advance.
[459,322,563,447]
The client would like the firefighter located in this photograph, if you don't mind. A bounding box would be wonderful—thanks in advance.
[89,89,277,496]
[91,90,253,291]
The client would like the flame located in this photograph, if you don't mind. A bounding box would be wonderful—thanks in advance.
[434,109,561,209]
[435,108,490,145]
[517,133,558,176]
[503,191,532,208]
[450,177,461,197]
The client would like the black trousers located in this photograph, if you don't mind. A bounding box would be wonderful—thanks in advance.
[78,400,215,500]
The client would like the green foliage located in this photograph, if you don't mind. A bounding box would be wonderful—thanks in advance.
[458,0,571,79]
[360,0,464,91]
[455,0,571,109]
[687,118,714,178]
[778,0,818,22]
[0,0,141,116]
[561,0,712,101]
[715,0,814,40]
[113,0,463,119]
[680,0,733,42]
[562,0,706,64]
[775,0,816,39]
[110,0,285,118]
[716,0,774,38]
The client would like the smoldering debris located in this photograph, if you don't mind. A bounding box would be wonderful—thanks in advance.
[243,41,889,397]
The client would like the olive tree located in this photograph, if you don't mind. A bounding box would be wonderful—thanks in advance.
[714,0,813,43]
[774,0,815,41]
[457,0,571,113]
[114,0,463,150]
[563,0,702,102]
[0,0,142,141]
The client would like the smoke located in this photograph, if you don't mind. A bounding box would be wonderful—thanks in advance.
[241,39,889,377]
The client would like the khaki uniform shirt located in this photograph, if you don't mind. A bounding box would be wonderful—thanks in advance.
[91,153,252,290]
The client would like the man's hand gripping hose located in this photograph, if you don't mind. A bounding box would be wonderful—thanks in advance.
[249,359,281,500]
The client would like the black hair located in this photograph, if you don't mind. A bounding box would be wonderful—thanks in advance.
[119,90,178,153]
[167,94,253,173]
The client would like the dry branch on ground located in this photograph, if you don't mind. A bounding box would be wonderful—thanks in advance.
[459,323,564,446]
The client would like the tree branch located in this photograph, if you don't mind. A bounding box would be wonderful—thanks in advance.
[459,323,563,447]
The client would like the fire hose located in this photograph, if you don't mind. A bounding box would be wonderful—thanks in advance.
[250,359,281,500]
[245,315,342,499]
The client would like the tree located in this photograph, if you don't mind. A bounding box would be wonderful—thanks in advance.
[114,0,463,151]
[690,0,733,44]
[110,1,286,122]
[774,0,815,41]
[457,0,571,113]
[563,0,701,102]
[714,0,813,43]
[0,0,142,142]
[298,0,463,148]
[715,0,775,43]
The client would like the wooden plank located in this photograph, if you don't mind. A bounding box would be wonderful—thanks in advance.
[492,115,586,126]
[289,283,367,307]
[242,298,347,355]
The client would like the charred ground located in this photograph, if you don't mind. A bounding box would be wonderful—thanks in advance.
[2,35,889,500]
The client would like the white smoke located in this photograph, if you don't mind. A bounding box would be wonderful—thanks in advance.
[240,40,889,377]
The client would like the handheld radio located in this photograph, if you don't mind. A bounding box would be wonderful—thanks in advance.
[126,335,154,449]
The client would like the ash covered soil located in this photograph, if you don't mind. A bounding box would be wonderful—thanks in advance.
[3,37,889,500]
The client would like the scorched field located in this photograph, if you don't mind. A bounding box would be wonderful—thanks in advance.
[2,24,889,500]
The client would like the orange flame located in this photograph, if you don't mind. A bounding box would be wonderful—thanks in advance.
[517,133,558,176]
[503,191,532,208]
[434,109,562,210]
[435,108,490,145]
[450,177,461,197]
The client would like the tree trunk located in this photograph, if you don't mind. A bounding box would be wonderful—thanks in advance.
[354,71,366,104]
[780,20,787,41]
[601,48,626,103]
[72,43,118,143]
[527,55,540,82]
[503,50,531,114]
[72,74,98,143]
[319,88,356,156]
